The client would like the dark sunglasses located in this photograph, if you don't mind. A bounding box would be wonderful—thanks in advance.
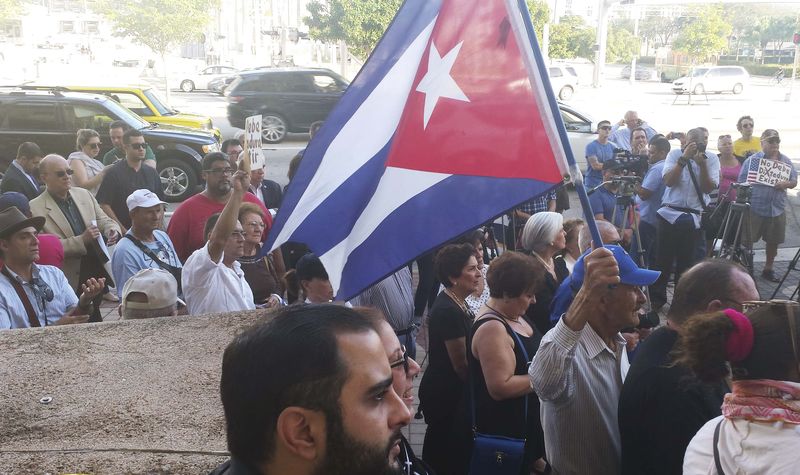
[129,142,148,150]
[764,137,781,144]
[718,135,731,140]
[54,169,74,178]
[88,142,101,149]
[389,344,409,373]
[741,123,754,128]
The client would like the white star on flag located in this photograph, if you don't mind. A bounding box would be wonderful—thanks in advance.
[416,41,470,129]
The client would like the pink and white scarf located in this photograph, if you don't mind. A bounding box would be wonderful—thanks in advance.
[722,379,800,424]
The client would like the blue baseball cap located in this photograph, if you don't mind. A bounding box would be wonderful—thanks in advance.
[0,192,30,216]
[571,244,660,288]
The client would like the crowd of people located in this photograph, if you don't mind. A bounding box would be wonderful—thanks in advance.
[1,111,800,475]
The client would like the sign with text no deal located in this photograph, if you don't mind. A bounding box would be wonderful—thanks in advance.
[755,159,791,187]
[244,115,264,172]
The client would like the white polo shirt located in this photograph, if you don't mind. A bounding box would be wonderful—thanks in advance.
[181,242,255,315]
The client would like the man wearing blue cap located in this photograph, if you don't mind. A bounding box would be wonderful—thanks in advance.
[529,245,660,475]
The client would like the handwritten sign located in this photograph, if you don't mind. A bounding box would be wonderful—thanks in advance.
[241,115,264,173]
[752,158,791,187]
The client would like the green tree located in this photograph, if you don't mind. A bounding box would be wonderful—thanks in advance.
[639,15,683,49]
[673,6,732,63]
[607,26,639,63]
[525,0,550,44]
[305,0,402,60]
[549,15,595,60]
[763,16,796,62]
[96,0,218,101]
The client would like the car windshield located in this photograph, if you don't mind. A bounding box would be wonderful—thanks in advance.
[101,97,150,129]
[690,68,709,77]
[143,88,175,116]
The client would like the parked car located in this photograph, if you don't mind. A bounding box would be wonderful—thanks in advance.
[22,84,220,140]
[672,66,749,95]
[209,75,236,95]
[0,89,219,202]
[178,66,238,92]
[548,65,579,100]
[226,67,350,143]
[559,102,596,173]
[620,64,656,81]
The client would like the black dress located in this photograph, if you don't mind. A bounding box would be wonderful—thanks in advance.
[419,291,473,475]
[525,256,569,335]
[469,314,545,474]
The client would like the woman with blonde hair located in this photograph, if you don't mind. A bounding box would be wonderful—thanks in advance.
[520,211,567,334]
[68,129,110,195]
[681,303,800,474]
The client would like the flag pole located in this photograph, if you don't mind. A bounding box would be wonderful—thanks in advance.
[512,0,603,248]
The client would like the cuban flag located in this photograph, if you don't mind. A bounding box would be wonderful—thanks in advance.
[266,0,578,299]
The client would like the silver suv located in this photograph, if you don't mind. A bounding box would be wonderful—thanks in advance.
[672,66,749,95]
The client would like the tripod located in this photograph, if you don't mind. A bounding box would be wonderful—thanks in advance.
[770,246,800,300]
[712,200,754,276]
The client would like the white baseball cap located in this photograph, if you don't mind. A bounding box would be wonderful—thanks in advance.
[126,189,167,212]
[121,268,183,314]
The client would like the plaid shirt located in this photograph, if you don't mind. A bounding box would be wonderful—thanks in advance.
[517,191,557,216]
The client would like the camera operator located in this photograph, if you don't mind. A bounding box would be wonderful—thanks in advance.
[589,160,634,246]
[649,128,720,310]
[635,137,670,267]
[610,111,658,152]
[737,129,797,282]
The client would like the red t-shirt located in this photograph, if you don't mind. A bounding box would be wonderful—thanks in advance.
[167,192,272,262]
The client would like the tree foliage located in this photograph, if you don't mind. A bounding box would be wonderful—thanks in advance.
[96,0,217,57]
[304,0,402,60]
[639,15,682,48]
[548,15,595,60]
[525,0,550,44]
[673,6,731,62]
[607,26,639,63]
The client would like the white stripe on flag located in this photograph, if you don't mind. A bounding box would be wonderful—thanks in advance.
[270,17,439,252]
[320,167,450,294]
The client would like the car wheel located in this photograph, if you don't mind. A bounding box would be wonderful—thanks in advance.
[558,86,574,101]
[180,80,195,93]
[262,114,288,143]
[733,83,744,94]
[693,84,705,95]
[158,158,198,202]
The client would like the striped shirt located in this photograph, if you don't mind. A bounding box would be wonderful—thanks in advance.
[350,267,415,332]
[529,317,629,475]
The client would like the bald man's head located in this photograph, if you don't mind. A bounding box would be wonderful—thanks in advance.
[578,220,621,253]
[38,154,67,176]
[624,111,639,129]
[39,154,72,197]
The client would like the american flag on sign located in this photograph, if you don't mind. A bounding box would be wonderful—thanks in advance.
[746,157,760,183]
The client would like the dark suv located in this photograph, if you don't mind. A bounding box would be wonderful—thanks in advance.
[0,89,219,202]
[226,68,349,143]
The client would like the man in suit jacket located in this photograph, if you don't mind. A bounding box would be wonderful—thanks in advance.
[248,164,283,212]
[30,154,121,321]
[1,142,43,200]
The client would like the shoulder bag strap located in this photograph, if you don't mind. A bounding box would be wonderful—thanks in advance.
[713,418,725,475]
[686,158,710,212]
[468,313,529,432]
[1,266,40,327]
[122,234,181,274]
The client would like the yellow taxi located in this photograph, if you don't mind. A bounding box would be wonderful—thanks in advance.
[25,84,221,140]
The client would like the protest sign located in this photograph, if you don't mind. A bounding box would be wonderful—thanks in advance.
[747,158,792,187]
[241,115,264,173]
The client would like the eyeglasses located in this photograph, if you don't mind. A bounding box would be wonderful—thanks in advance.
[54,169,74,178]
[741,123,754,128]
[128,142,148,150]
[88,142,101,149]
[227,149,243,156]
[764,137,781,145]
[205,167,234,176]
[246,221,266,229]
[718,135,731,140]
[230,230,246,239]
[599,125,612,131]
[389,344,409,373]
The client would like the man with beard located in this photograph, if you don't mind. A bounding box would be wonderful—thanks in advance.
[167,152,271,262]
[212,304,412,475]
[1,142,43,200]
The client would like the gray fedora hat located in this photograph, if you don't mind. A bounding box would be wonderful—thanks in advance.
[0,206,45,238]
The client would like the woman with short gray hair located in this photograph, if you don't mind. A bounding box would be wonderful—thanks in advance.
[520,211,568,334]
[68,128,110,195]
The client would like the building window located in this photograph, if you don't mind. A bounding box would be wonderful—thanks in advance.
[84,21,99,34]
[59,21,74,33]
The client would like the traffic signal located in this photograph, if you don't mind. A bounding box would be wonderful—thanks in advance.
[793,33,800,45]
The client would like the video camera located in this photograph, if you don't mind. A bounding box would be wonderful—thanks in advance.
[613,148,649,177]
[731,182,752,204]
[610,175,642,198]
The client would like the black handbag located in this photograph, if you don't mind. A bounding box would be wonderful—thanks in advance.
[468,315,529,475]
[685,157,721,233]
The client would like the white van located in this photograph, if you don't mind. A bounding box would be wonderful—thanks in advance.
[672,66,749,95]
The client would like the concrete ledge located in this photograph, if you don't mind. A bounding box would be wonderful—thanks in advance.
[0,310,274,473]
